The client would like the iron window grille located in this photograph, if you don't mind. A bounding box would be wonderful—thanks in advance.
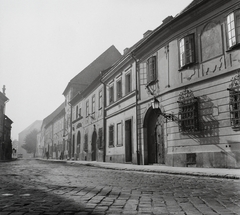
[227,73,240,129]
[178,89,199,132]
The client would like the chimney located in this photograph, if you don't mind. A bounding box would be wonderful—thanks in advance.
[162,16,173,24]
[2,85,6,95]
[143,30,152,38]
[123,48,129,55]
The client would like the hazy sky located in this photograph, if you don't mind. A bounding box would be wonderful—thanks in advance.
[0,0,192,140]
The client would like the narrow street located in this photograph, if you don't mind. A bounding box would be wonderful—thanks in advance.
[0,159,239,215]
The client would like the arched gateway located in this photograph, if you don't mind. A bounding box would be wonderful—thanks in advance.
[143,107,165,165]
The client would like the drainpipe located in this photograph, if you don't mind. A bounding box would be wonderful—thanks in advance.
[131,52,140,165]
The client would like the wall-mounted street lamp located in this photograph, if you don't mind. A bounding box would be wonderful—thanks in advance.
[151,97,177,121]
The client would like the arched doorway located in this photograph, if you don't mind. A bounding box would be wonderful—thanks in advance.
[91,131,97,161]
[143,107,165,165]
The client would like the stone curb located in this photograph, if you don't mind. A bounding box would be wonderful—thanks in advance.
[36,159,240,180]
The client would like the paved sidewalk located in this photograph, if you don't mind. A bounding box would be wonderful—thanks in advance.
[37,158,240,179]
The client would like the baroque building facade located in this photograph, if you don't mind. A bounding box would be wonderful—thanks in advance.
[133,0,240,167]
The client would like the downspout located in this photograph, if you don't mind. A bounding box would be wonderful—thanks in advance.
[131,52,140,165]
[100,73,106,162]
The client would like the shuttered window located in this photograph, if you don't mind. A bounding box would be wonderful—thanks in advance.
[147,56,157,84]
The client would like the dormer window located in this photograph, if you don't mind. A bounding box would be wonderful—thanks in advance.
[147,56,157,85]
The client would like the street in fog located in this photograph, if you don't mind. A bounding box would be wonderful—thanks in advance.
[0,159,239,215]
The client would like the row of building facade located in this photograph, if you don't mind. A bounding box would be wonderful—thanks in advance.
[36,0,240,168]
[0,86,13,160]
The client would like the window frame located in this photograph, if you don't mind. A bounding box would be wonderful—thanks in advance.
[146,56,157,85]
[117,78,122,100]
[226,10,240,50]
[109,124,114,147]
[179,34,196,69]
[92,95,96,118]
[86,100,89,117]
[109,84,114,105]
[125,71,132,95]
[117,122,123,146]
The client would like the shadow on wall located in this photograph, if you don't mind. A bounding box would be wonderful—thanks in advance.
[183,95,239,167]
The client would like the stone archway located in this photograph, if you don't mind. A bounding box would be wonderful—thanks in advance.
[143,106,165,165]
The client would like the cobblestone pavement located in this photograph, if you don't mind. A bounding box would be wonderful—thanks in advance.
[0,159,239,215]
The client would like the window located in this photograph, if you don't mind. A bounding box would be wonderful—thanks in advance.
[99,90,103,109]
[76,106,78,119]
[117,79,122,100]
[86,100,89,117]
[77,131,81,155]
[79,108,82,118]
[98,128,103,149]
[109,85,114,104]
[178,89,199,132]
[84,133,88,152]
[147,56,157,84]
[92,95,95,118]
[227,10,240,49]
[179,34,195,68]
[125,72,132,94]
[228,73,240,129]
[109,124,114,146]
[117,123,122,146]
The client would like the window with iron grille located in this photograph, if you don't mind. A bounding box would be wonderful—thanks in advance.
[98,128,103,149]
[147,56,157,85]
[179,34,195,68]
[109,124,114,147]
[228,73,240,129]
[178,89,199,132]
[226,10,240,49]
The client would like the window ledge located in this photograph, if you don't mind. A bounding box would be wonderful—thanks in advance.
[178,62,197,71]
[226,43,240,52]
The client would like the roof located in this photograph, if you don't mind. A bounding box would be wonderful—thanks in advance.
[63,45,122,95]
[42,102,65,129]
[177,0,205,17]
[132,0,209,56]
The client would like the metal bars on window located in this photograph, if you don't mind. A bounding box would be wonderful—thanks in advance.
[228,73,240,129]
[178,89,199,132]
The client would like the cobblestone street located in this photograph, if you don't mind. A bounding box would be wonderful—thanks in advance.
[0,159,239,215]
